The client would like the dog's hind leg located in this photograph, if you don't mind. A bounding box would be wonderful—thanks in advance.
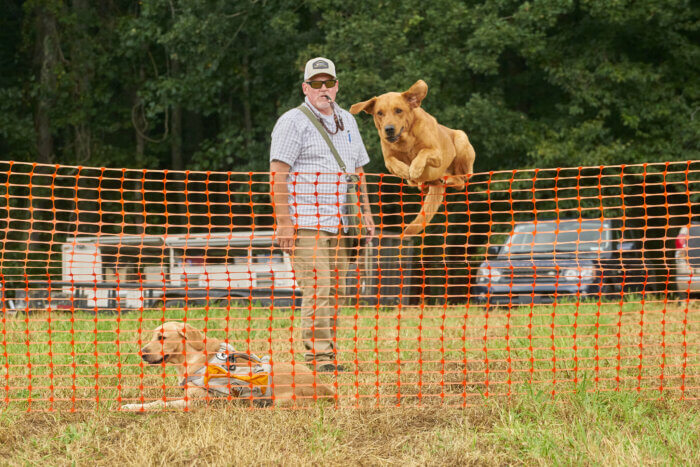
[450,130,475,179]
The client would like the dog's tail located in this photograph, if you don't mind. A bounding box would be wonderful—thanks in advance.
[403,183,445,237]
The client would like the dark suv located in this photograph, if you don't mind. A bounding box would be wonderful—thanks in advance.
[472,219,651,305]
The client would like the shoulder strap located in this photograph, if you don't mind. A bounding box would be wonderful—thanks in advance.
[297,104,347,173]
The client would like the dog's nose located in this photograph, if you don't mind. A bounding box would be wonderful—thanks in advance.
[384,125,395,137]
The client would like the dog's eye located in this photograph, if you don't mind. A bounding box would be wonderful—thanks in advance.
[158,335,165,341]
[377,111,383,116]
[395,108,403,114]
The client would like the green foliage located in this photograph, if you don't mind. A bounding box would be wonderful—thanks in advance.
[323,0,699,171]
[0,0,697,172]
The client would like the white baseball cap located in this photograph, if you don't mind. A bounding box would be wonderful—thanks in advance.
[304,57,336,81]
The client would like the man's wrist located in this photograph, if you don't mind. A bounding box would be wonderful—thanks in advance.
[276,217,294,227]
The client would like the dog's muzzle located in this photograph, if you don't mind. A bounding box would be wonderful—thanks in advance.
[384,126,404,143]
[142,353,169,364]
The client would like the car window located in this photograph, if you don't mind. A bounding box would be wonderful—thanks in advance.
[502,220,610,255]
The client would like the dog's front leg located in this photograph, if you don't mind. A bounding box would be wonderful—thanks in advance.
[409,148,441,180]
[384,157,411,180]
[121,399,189,411]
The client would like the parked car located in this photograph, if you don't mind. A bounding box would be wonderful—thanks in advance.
[673,223,700,299]
[472,219,654,306]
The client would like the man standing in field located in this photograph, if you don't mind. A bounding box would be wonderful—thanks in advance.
[270,57,374,373]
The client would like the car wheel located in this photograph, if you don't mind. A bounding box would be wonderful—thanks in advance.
[602,282,621,301]
[163,299,187,309]
[672,288,690,301]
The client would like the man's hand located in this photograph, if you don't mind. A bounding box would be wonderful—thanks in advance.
[355,167,376,239]
[362,211,376,238]
[275,224,295,253]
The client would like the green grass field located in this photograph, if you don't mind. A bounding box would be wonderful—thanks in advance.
[1,299,699,464]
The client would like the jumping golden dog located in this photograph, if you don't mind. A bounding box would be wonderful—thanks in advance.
[121,322,334,410]
[350,80,475,235]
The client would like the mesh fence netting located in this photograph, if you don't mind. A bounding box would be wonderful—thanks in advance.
[0,160,698,410]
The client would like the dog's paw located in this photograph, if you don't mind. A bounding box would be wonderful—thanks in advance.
[444,176,465,190]
[121,403,146,411]
[408,159,426,179]
[426,154,442,168]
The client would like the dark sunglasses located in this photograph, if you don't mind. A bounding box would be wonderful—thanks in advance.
[306,79,337,89]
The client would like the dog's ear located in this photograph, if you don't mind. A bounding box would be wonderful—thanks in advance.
[178,323,205,351]
[349,97,377,115]
[402,80,428,109]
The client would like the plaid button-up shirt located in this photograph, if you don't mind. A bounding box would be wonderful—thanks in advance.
[270,97,370,234]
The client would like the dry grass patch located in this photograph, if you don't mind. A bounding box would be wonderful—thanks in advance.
[0,407,478,465]
[1,395,699,465]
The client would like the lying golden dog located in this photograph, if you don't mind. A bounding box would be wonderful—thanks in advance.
[121,322,334,410]
[350,80,475,235]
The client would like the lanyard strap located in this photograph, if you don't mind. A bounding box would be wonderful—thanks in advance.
[297,104,359,182]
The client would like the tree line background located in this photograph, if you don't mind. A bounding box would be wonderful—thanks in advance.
[0,0,698,299]
[2,0,698,173]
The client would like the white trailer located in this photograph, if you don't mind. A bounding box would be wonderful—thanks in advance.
[56,230,298,310]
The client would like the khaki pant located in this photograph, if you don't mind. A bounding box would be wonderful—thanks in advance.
[292,229,351,364]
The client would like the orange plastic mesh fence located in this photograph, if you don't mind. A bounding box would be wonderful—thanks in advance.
[0,160,698,411]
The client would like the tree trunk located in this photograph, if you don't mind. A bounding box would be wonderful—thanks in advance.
[33,4,59,163]
[171,103,183,170]
[71,0,92,164]
[134,64,146,161]
[242,54,253,146]
[170,59,183,171]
